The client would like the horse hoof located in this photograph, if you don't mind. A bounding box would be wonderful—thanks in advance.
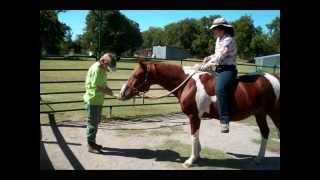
[182,162,192,168]
[252,158,263,165]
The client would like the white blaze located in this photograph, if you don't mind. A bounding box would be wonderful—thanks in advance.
[119,81,128,98]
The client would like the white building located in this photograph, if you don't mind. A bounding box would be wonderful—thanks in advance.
[255,54,280,73]
[152,46,191,59]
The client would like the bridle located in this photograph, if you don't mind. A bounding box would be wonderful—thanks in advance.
[123,63,206,100]
[126,64,151,96]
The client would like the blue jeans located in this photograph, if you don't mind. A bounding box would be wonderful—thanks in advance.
[215,65,237,124]
[85,104,102,143]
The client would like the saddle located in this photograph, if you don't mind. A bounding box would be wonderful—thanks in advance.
[236,72,263,83]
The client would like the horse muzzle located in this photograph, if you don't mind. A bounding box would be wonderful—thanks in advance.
[119,82,137,100]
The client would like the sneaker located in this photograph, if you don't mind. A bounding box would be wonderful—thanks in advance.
[95,143,103,149]
[88,145,103,154]
[221,123,229,133]
[88,142,103,154]
[88,142,103,149]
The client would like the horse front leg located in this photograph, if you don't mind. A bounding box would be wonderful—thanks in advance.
[183,114,201,168]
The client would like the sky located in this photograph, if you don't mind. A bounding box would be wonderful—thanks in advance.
[58,10,280,40]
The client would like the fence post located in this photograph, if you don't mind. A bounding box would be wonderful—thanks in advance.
[142,93,145,104]
[273,65,276,73]
[180,59,183,66]
[48,113,56,126]
[40,120,42,140]
[109,106,112,118]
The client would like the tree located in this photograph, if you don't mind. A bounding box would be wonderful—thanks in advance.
[164,23,182,48]
[139,14,279,61]
[141,27,165,48]
[82,10,142,58]
[140,15,224,58]
[250,34,276,58]
[232,15,256,60]
[40,10,70,55]
[267,16,280,52]
[249,26,278,61]
[70,35,83,54]
[61,28,73,54]
[179,19,198,51]
[163,18,208,55]
[191,15,220,57]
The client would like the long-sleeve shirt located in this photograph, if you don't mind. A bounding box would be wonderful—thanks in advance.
[203,34,237,68]
[83,62,107,105]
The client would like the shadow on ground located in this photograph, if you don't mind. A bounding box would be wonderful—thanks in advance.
[101,147,279,170]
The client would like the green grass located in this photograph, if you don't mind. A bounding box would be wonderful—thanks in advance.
[257,67,280,74]
[115,128,147,137]
[148,125,184,136]
[237,64,257,74]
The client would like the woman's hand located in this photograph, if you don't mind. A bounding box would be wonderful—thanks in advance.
[104,87,114,96]
[97,86,105,93]
[203,56,210,63]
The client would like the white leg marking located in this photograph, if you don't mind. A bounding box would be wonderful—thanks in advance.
[255,137,268,162]
[183,130,201,168]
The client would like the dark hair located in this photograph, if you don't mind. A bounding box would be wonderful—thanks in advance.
[213,25,234,37]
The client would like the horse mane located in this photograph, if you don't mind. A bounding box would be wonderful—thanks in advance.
[137,60,184,74]
[158,63,188,77]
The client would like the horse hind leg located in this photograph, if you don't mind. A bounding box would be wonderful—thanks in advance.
[268,105,280,139]
[254,111,269,163]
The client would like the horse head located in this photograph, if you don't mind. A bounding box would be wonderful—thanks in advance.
[119,60,152,100]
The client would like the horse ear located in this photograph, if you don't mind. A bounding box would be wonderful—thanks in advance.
[138,59,147,71]
[138,56,145,62]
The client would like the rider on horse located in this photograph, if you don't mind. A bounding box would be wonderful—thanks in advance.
[199,17,238,133]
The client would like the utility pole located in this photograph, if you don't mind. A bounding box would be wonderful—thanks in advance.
[93,10,102,61]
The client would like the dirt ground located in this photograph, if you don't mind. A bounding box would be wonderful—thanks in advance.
[40,113,280,170]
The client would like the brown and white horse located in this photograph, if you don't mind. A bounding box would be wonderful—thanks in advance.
[119,61,280,168]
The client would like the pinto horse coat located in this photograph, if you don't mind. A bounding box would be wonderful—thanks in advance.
[119,61,280,168]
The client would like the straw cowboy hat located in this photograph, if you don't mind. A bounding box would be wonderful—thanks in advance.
[209,17,233,30]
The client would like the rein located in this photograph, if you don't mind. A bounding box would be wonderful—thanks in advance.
[137,71,197,99]
[136,64,205,100]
